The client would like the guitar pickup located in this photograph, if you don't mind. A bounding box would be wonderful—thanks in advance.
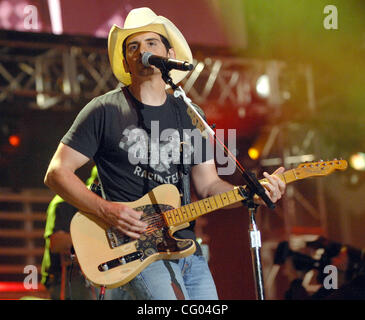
[98,251,144,272]
[106,227,131,248]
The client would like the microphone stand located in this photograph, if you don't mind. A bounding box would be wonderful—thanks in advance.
[239,188,266,300]
[159,67,274,300]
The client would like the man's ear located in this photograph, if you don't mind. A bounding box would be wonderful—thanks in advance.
[123,59,130,74]
[167,48,176,59]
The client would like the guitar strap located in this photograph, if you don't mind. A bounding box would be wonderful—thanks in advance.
[173,99,207,206]
[172,97,192,206]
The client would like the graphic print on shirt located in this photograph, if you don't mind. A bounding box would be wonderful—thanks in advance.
[118,122,197,186]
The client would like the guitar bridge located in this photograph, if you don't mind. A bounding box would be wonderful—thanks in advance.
[98,251,144,272]
[106,227,131,248]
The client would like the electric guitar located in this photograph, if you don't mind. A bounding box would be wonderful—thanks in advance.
[70,159,347,288]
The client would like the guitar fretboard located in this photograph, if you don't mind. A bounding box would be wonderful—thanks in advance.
[162,168,303,228]
[163,188,245,227]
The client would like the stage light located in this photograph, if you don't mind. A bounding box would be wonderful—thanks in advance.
[255,74,270,99]
[47,0,63,34]
[349,152,365,171]
[8,135,21,147]
[248,147,260,160]
[0,118,25,168]
[247,127,278,161]
[0,282,27,292]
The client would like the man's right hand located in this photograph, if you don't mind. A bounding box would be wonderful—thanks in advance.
[97,200,148,239]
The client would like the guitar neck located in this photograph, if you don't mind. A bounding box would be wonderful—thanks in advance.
[163,187,245,227]
[261,167,306,185]
[163,168,304,228]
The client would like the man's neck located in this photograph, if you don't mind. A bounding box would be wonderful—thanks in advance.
[128,78,167,106]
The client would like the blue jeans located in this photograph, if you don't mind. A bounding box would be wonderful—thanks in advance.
[121,255,218,300]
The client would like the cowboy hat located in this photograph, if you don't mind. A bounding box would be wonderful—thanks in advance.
[108,7,193,86]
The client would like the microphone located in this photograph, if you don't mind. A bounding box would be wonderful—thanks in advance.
[142,52,193,71]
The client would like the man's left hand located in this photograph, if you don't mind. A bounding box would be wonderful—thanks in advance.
[256,167,286,205]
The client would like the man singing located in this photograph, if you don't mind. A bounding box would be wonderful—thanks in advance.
[44,7,286,299]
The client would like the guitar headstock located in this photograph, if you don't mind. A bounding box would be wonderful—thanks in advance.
[294,159,348,178]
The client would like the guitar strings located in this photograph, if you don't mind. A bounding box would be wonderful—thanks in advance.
[111,202,208,240]
[112,214,166,241]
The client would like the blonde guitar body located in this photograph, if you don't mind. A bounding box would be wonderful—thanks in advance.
[70,159,347,289]
[70,184,194,289]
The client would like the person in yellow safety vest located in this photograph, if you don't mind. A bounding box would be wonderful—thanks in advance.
[41,166,130,299]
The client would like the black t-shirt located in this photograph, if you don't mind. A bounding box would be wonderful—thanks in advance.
[61,87,213,244]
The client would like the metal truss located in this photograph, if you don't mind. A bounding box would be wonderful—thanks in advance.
[256,65,329,238]
[183,57,285,107]
[186,58,329,242]
[0,33,287,111]
[259,124,327,235]
[0,45,119,110]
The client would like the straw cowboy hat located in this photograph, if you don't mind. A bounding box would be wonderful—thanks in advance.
[108,7,193,86]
